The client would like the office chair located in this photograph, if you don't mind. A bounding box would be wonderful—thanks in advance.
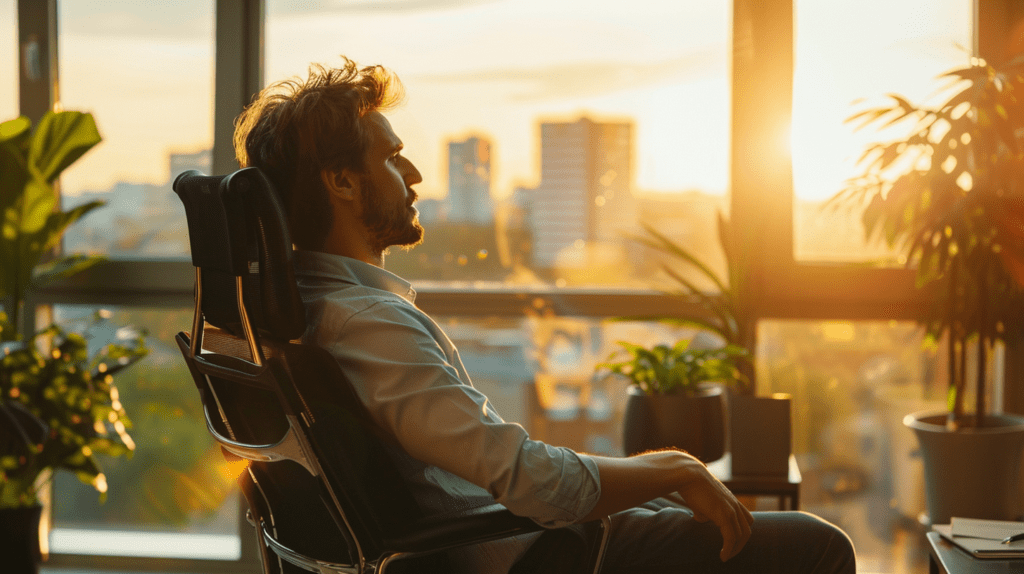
[171,167,611,574]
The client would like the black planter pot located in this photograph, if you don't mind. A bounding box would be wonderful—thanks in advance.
[622,385,726,462]
[0,504,43,574]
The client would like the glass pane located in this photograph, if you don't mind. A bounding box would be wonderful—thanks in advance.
[57,1,214,259]
[47,306,241,560]
[266,0,730,288]
[0,0,15,120]
[791,0,973,263]
[757,319,951,574]
[436,315,719,456]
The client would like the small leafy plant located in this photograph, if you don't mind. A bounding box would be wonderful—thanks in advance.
[616,220,756,392]
[0,311,146,507]
[598,339,749,396]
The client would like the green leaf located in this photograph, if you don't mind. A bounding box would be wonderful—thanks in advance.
[638,223,729,294]
[31,254,106,289]
[659,265,736,337]
[6,175,55,236]
[28,111,102,184]
[938,64,990,84]
[37,200,105,254]
[0,116,31,145]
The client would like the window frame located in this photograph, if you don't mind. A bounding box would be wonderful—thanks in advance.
[23,0,1019,571]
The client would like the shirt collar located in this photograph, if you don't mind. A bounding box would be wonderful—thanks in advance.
[292,250,417,303]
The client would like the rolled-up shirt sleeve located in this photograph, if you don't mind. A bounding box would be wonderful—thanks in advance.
[306,296,601,527]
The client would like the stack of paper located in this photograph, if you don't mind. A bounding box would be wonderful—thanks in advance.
[933,517,1024,559]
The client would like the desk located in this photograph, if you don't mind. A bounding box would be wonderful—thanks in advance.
[927,531,1024,574]
[705,452,801,510]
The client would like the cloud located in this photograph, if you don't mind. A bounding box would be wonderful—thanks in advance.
[414,51,724,101]
[272,0,496,14]
[60,2,212,40]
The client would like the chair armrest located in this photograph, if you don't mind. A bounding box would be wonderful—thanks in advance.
[255,504,544,573]
[384,503,544,554]
[256,505,610,574]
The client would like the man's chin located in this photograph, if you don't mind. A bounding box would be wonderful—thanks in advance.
[386,222,425,252]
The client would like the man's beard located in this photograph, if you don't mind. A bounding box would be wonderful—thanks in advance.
[359,176,424,256]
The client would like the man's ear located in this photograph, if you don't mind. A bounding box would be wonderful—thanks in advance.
[320,168,359,201]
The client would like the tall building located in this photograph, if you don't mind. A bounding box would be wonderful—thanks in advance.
[446,136,494,225]
[531,117,637,269]
[169,149,212,181]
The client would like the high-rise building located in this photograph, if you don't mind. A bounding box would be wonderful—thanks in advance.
[169,149,212,181]
[531,117,637,269]
[446,136,494,225]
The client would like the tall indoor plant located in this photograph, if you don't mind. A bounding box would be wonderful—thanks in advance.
[0,112,146,572]
[830,55,1024,523]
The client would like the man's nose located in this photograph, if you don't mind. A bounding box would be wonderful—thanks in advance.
[404,158,423,186]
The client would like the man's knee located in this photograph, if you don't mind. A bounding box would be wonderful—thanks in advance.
[791,512,856,574]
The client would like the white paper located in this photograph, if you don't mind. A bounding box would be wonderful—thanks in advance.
[951,517,1024,541]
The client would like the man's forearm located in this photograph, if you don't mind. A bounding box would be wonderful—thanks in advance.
[581,450,700,521]
[581,449,755,562]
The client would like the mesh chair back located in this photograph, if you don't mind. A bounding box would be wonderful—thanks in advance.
[173,168,305,340]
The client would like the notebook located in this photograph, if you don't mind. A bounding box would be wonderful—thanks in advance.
[933,517,1024,559]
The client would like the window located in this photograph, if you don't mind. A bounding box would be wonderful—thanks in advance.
[21,1,1016,572]
[758,319,947,571]
[57,0,214,259]
[0,0,15,120]
[791,0,973,263]
[266,0,731,288]
[438,315,706,456]
[48,306,242,561]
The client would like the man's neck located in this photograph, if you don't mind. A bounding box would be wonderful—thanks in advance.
[317,221,384,267]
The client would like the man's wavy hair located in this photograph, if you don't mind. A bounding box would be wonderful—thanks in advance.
[233,58,404,250]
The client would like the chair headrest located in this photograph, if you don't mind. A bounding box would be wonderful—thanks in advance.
[173,167,306,341]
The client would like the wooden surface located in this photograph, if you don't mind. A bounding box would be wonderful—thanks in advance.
[927,531,1024,574]
[706,453,801,510]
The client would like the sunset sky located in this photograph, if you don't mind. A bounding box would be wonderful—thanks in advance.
[1,0,971,202]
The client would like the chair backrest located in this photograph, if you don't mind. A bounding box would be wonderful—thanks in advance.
[171,167,439,571]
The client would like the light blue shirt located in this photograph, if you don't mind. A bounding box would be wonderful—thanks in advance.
[293,250,601,572]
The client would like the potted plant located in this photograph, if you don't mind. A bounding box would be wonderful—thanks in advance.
[829,54,1024,524]
[0,111,147,572]
[630,221,756,386]
[608,223,792,474]
[598,338,747,461]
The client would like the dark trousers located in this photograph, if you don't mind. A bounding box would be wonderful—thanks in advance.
[601,496,856,574]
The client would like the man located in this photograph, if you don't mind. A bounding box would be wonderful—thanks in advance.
[233,58,856,574]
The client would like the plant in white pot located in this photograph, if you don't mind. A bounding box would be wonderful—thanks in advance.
[598,338,747,462]
[830,55,1024,524]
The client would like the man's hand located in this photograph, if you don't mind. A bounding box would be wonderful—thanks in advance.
[584,450,755,561]
[675,457,754,561]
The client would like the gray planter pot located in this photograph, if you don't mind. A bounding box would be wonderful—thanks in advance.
[905,411,1024,525]
[622,385,726,462]
[729,393,791,477]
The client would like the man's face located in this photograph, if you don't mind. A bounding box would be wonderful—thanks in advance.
[357,111,424,254]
